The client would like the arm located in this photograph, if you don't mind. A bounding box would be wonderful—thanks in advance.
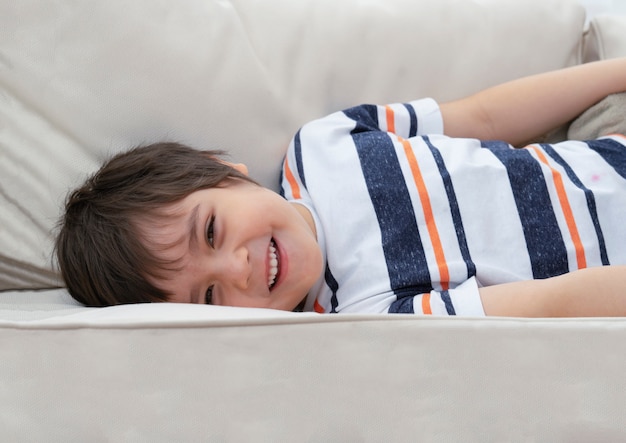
[440,57,626,146]
[480,266,626,317]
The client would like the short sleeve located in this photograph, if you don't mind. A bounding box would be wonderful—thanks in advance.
[388,277,485,317]
[376,98,444,138]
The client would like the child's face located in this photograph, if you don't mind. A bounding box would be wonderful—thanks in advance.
[142,177,323,311]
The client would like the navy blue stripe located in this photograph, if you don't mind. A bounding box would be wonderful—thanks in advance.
[541,144,610,266]
[586,139,626,180]
[423,136,476,279]
[324,263,339,313]
[344,107,433,296]
[482,141,569,278]
[279,159,286,198]
[293,130,307,190]
[388,296,415,314]
[403,103,418,137]
[342,104,381,132]
[440,291,456,315]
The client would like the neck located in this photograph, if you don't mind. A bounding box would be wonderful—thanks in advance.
[290,202,317,237]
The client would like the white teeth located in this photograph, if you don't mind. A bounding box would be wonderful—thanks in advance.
[268,240,279,289]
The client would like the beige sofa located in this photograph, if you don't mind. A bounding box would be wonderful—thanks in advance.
[2,0,626,440]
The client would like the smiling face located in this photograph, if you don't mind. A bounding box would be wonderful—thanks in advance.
[139,178,323,311]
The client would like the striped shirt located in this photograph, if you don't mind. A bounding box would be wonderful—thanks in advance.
[280,98,626,315]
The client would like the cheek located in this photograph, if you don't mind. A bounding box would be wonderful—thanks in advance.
[241,194,292,223]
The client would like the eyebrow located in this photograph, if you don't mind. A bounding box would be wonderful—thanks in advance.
[187,203,201,303]
[187,204,201,252]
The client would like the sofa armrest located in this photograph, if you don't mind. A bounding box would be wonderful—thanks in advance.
[583,14,626,61]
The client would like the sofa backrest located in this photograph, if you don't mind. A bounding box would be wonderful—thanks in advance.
[0,0,586,291]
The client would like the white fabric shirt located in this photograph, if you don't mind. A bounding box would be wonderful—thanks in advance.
[280,98,626,315]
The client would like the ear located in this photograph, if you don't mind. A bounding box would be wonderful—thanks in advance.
[221,160,249,176]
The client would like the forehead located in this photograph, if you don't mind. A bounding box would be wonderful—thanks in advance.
[135,199,197,259]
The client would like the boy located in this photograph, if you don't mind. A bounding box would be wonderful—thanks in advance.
[56,57,626,316]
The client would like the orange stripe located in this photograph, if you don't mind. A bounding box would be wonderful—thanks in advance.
[421,293,432,315]
[283,157,301,199]
[399,136,450,289]
[530,146,587,269]
[313,298,325,313]
[385,105,396,133]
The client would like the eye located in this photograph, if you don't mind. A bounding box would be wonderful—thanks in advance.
[206,215,216,248]
[205,286,214,305]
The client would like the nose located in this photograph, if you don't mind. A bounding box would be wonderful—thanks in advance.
[213,246,250,290]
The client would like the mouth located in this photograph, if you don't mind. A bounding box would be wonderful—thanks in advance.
[267,238,281,291]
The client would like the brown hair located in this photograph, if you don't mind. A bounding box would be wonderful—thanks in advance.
[55,142,255,306]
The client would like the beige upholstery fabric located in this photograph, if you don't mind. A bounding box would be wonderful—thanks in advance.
[2,299,626,441]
